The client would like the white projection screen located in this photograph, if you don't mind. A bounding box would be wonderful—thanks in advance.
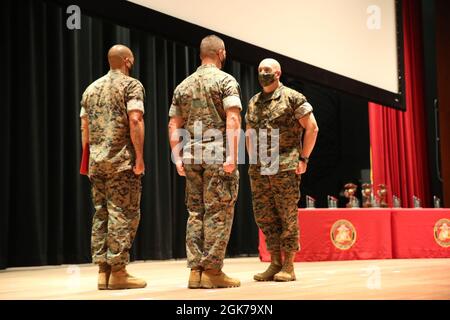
[128,0,399,94]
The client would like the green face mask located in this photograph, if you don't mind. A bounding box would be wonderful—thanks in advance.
[258,72,276,87]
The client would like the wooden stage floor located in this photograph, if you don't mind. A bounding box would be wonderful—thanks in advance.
[1,257,449,300]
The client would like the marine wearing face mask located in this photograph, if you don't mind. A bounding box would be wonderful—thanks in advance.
[168,35,243,289]
[258,70,276,87]
[80,44,147,290]
[246,58,319,282]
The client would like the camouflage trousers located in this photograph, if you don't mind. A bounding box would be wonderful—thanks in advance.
[184,164,239,270]
[249,168,300,253]
[89,170,142,268]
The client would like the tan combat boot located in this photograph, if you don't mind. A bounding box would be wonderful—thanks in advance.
[200,269,240,289]
[253,251,282,281]
[188,267,203,289]
[274,252,297,282]
[98,262,111,290]
[108,265,147,290]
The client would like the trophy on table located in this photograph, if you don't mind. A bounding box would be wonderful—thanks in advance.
[327,195,338,208]
[344,183,359,208]
[361,183,373,208]
[377,184,388,208]
[434,196,441,208]
[413,195,422,208]
[306,195,316,209]
[393,195,401,208]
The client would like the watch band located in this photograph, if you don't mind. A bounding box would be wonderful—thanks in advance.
[299,156,309,164]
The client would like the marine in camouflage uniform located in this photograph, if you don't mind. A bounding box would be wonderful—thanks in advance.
[246,58,318,282]
[80,45,146,289]
[168,35,242,289]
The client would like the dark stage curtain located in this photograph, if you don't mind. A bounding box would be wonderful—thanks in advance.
[0,0,260,269]
[0,0,372,269]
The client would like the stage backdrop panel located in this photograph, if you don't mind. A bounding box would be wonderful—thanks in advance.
[259,209,393,262]
[391,209,450,258]
[129,0,399,94]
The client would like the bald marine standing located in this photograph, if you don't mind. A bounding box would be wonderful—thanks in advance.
[246,58,319,282]
[80,44,147,290]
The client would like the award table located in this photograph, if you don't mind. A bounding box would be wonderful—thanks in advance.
[391,209,450,258]
[258,208,450,262]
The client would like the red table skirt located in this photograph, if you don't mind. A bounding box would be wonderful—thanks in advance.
[258,208,450,262]
[391,209,450,258]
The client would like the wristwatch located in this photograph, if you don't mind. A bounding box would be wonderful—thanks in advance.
[299,156,309,164]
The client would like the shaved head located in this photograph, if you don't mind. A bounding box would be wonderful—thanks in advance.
[258,58,281,73]
[258,58,282,92]
[200,35,225,59]
[108,44,134,70]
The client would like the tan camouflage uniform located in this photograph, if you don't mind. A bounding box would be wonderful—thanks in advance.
[246,83,313,253]
[169,64,242,270]
[80,69,145,268]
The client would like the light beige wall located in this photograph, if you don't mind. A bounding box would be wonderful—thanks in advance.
[129,0,398,93]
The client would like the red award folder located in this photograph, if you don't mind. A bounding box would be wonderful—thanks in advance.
[80,143,89,175]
